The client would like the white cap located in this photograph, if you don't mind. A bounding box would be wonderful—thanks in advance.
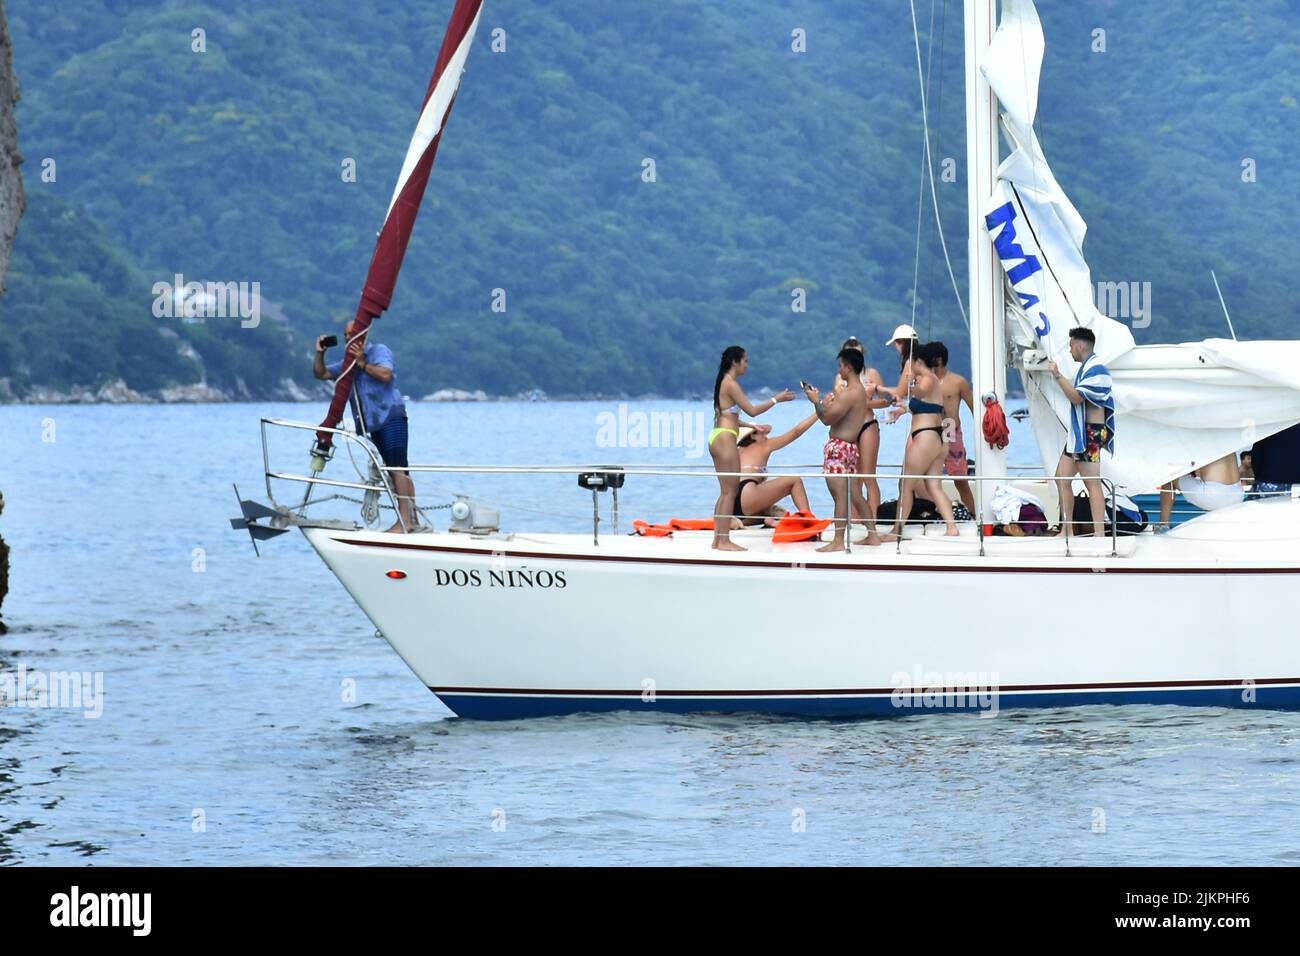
[886,324,919,346]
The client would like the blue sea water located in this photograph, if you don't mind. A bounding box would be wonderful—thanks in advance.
[1,400,1298,866]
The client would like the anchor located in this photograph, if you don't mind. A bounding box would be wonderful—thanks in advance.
[228,484,289,556]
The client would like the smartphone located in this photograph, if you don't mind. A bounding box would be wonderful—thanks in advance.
[799,380,812,391]
[321,335,338,348]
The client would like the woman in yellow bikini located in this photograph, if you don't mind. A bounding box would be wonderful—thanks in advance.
[709,346,795,551]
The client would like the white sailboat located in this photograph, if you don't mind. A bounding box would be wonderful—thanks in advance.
[242,0,1300,719]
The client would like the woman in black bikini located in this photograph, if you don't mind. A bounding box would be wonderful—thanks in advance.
[734,413,818,524]
[886,343,959,539]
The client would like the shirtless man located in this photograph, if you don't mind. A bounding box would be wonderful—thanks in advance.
[826,336,890,524]
[1048,327,1115,539]
[804,348,877,551]
[1158,453,1244,529]
[931,341,976,513]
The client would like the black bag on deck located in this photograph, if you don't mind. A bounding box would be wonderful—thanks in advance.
[878,496,939,525]
[1071,492,1148,536]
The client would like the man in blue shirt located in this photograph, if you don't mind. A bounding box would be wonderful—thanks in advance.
[315,322,417,533]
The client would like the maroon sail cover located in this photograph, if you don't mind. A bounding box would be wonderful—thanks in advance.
[317,0,484,445]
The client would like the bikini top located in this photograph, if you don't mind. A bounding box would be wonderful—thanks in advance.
[908,396,944,416]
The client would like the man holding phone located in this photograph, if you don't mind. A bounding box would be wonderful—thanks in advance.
[803,348,873,552]
[314,322,418,533]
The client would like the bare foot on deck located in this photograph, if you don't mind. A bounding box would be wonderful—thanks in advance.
[713,540,747,552]
[945,526,960,537]
[383,522,408,534]
[816,541,846,553]
[853,534,883,547]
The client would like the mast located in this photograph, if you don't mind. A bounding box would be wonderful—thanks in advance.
[964,0,1006,517]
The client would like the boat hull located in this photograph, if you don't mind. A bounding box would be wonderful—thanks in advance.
[303,514,1300,720]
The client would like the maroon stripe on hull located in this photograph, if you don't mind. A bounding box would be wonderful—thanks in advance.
[329,536,1300,575]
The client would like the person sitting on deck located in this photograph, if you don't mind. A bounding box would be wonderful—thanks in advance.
[1047,327,1115,539]
[732,413,819,527]
[1157,453,1245,531]
[315,322,416,533]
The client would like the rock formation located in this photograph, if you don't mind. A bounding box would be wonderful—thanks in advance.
[0,0,25,632]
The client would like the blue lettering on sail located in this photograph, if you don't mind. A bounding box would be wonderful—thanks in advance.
[985,201,1043,308]
[1036,312,1051,336]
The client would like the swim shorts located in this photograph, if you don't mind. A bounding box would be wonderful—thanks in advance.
[369,414,409,469]
[823,437,861,475]
[1066,423,1110,464]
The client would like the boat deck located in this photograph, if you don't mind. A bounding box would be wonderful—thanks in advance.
[322,498,1300,572]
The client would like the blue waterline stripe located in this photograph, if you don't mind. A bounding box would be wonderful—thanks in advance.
[432,684,1300,720]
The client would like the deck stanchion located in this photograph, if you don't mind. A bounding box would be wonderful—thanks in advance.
[844,474,852,555]
[1108,478,1119,557]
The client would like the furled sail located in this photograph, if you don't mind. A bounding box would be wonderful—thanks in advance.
[979,0,1300,492]
[316,0,484,447]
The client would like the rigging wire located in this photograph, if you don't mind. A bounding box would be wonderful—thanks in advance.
[909,133,926,330]
[907,0,969,331]
[909,0,940,336]
[925,0,950,340]
[921,0,939,339]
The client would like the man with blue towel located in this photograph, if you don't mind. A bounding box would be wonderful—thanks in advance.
[1047,327,1115,539]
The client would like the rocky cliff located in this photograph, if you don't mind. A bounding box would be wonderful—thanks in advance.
[0,0,24,632]
[0,1,21,288]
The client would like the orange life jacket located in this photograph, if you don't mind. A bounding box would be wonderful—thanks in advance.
[667,518,715,531]
[771,511,833,543]
[632,519,674,537]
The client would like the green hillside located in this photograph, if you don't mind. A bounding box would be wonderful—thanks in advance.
[3,0,1298,399]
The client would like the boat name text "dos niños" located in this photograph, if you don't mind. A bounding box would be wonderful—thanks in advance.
[434,568,568,590]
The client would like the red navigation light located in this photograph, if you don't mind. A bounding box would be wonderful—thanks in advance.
[386,570,407,580]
